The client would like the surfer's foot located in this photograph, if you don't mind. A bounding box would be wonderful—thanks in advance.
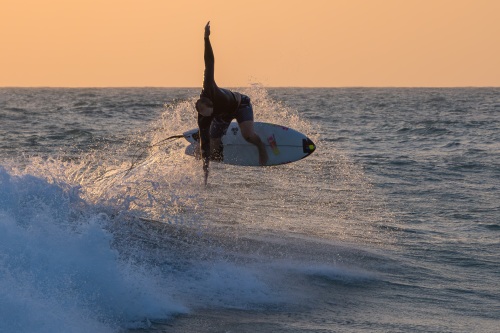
[258,144,268,166]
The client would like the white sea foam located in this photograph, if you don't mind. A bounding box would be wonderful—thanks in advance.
[0,168,186,332]
[0,86,401,332]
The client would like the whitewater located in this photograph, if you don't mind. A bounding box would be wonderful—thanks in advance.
[0,87,498,332]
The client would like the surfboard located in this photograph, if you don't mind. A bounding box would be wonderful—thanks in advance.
[183,121,316,166]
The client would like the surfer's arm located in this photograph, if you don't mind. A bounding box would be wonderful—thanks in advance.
[200,138,210,162]
[201,138,210,186]
[198,115,211,159]
[203,22,215,94]
[198,114,211,183]
[200,135,210,185]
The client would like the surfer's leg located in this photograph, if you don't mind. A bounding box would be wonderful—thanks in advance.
[239,121,268,166]
[209,117,231,161]
[209,138,222,161]
[236,95,268,165]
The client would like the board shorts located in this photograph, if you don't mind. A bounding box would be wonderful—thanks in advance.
[209,94,253,139]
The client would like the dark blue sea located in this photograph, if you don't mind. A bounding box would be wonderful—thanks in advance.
[0,87,499,332]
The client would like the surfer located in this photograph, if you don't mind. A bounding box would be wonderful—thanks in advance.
[196,21,268,184]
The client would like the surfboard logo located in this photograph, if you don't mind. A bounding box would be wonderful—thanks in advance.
[267,134,280,155]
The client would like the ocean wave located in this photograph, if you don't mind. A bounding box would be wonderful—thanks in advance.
[482,224,500,231]
[296,263,378,285]
[0,167,187,332]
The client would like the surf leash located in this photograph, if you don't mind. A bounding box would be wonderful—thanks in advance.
[96,133,186,182]
[125,133,185,176]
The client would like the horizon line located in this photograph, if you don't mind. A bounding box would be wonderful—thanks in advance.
[1,85,499,89]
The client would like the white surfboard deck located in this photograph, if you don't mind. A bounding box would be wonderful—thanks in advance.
[183,121,316,166]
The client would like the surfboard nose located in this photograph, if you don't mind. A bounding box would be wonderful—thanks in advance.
[302,137,316,155]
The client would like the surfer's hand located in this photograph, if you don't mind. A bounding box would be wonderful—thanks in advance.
[204,21,211,38]
[203,159,209,186]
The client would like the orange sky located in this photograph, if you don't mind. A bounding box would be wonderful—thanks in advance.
[1,0,499,87]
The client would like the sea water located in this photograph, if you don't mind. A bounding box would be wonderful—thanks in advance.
[0,87,498,332]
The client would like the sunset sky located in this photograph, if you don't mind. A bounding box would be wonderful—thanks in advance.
[1,0,499,87]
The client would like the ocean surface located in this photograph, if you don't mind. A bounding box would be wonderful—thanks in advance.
[0,87,499,332]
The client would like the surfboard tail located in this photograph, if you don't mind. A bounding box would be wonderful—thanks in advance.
[183,129,200,143]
